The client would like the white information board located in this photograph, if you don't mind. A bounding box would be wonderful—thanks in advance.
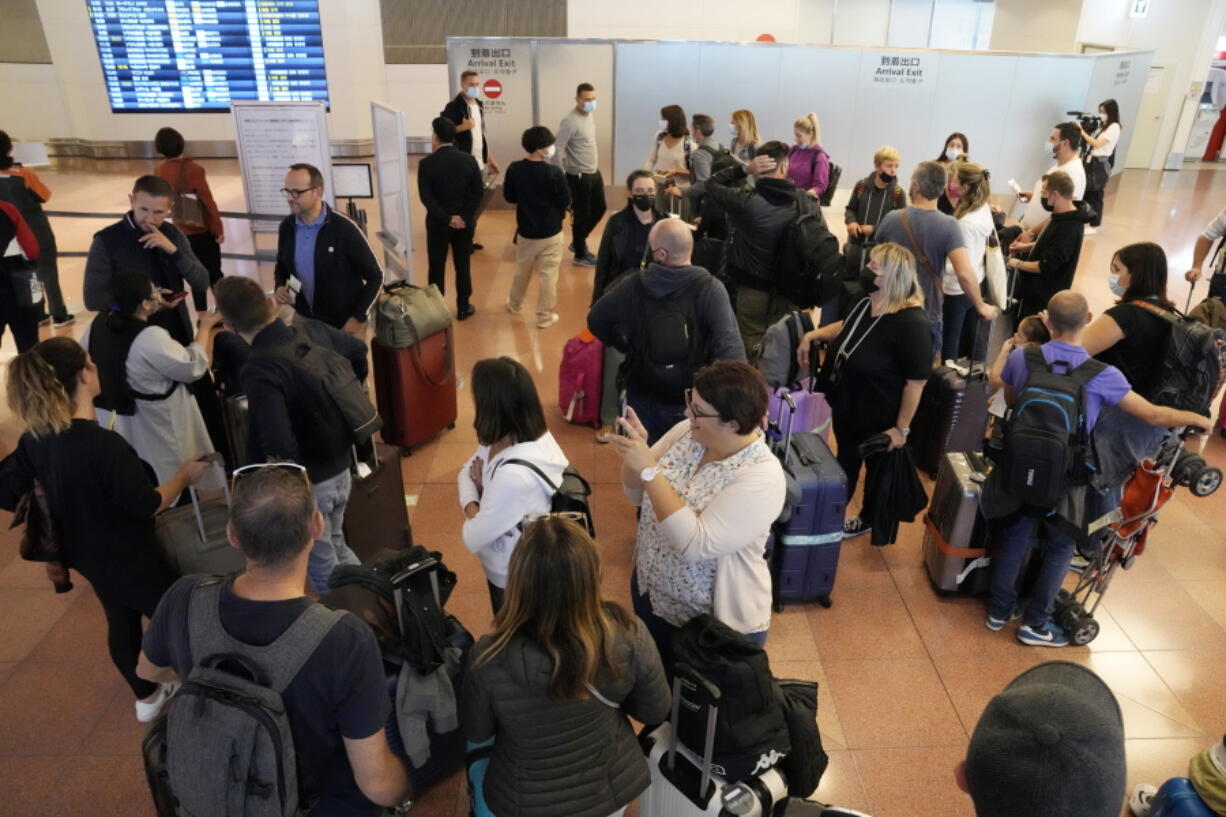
[232,101,333,233]
[371,101,413,283]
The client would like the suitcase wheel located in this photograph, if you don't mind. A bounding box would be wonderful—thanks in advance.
[819,595,833,609]
[773,601,784,613]
[399,446,412,457]
[447,423,456,430]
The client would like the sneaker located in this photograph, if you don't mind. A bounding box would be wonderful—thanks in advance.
[536,313,560,329]
[135,681,180,723]
[573,255,596,268]
[52,314,76,328]
[506,301,521,315]
[842,516,871,539]
[985,608,1022,631]
[1084,226,1098,235]
[567,242,576,253]
[1069,553,1091,574]
[37,315,51,328]
[1129,783,1157,817]
[457,304,476,321]
[1017,621,1070,647]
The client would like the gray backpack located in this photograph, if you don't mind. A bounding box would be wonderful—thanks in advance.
[149,578,345,817]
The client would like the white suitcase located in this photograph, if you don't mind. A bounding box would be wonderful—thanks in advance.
[638,665,788,817]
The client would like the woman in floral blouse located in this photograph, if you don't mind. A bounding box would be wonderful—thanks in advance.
[604,360,786,667]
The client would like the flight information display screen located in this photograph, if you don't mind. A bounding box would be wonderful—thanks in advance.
[87,0,329,112]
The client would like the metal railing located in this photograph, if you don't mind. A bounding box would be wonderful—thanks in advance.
[44,209,285,263]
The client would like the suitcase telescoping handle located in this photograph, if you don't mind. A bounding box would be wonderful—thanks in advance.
[668,662,722,797]
[778,391,798,459]
[188,453,229,544]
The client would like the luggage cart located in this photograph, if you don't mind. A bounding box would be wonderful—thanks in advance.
[1054,429,1222,645]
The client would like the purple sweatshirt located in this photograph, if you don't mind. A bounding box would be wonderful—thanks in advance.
[788,144,830,196]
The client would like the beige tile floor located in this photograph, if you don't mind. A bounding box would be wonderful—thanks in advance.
[0,157,1223,817]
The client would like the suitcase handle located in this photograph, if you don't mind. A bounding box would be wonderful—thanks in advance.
[410,327,455,387]
[668,662,721,797]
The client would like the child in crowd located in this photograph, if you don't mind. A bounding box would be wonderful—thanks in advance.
[1131,733,1226,817]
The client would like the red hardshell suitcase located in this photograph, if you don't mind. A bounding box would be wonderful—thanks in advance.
[372,330,458,454]
[908,365,990,478]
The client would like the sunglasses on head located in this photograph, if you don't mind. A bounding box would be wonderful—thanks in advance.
[229,461,311,493]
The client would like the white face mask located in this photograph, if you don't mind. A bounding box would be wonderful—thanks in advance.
[543,145,556,159]
[1045,141,1057,157]
[658,119,669,132]
[1108,272,1126,297]
[945,147,960,161]
[729,123,739,137]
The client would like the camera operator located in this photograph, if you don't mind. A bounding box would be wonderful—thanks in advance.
[1008,123,1086,252]
[1078,100,1122,235]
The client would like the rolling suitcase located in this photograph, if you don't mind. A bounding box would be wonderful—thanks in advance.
[559,329,603,427]
[372,329,457,454]
[770,383,832,442]
[343,442,412,563]
[907,364,990,478]
[153,478,245,576]
[221,393,250,470]
[922,451,992,595]
[639,664,788,817]
[769,392,847,610]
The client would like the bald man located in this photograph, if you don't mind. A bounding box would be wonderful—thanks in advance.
[984,290,1211,647]
[587,219,746,443]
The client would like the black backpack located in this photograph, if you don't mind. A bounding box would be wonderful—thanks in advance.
[775,679,828,797]
[631,272,712,402]
[819,161,842,208]
[778,192,843,308]
[698,142,738,175]
[1130,299,1226,415]
[501,459,596,536]
[672,615,791,783]
[1001,348,1106,508]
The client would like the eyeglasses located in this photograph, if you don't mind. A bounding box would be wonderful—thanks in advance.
[522,511,588,524]
[280,186,318,199]
[229,461,311,492]
[684,389,722,420]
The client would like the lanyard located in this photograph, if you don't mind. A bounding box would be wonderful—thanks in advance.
[832,299,886,382]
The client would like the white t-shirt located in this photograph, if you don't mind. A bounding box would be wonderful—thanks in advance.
[1203,205,1226,242]
[1091,122,1121,158]
[1022,155,1086,228]
[943,203,995,296]
[468,101,485,170]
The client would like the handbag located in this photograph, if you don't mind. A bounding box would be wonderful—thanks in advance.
[1084,155,1110,192]
[153,484,244,576]
[170,160,207,232]
[375,281,453,349]
[11,479,58,563]
[983,230,1009,310]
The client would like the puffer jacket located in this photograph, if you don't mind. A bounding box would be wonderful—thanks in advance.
[460,614,671,817]
[706,164,806,289]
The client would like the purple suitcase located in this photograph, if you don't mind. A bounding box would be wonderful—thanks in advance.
[769,380,832,443]
[769,393,847,610]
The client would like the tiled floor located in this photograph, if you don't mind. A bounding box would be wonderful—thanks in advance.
[0,157,1223,817]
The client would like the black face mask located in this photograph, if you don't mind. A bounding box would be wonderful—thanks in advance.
[631,194,653,212]
[1040,197,1054,213]
[859,270,880,294]
[878,172,896,185]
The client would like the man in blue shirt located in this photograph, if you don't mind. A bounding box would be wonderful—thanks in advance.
[273,163,382,333]
[986,290,1211,646]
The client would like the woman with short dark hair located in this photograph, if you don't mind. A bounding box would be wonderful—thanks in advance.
[461,516,669,817]
[604,360,786,665]
[459,357,571,613]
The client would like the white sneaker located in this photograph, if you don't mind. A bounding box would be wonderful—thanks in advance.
[536,313,560,329]
[506,301,520,315]
[1084,226,1098,235]
[1129,783,1157,817]
[135,681,180,723]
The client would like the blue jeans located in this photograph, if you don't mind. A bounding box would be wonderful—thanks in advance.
[308,469,360,594]
[627,390,687,446]
[989,512,1076,629]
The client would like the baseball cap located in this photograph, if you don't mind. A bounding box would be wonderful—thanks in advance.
[965,661,1125,817]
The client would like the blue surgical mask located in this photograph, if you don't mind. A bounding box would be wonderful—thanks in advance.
[465,86,479,99]
[582,100,596,113]
[1108,273,1126,297]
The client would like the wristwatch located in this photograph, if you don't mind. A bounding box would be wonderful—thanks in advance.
[393,796,413,815]
[640,466,661,484]
[895,426,911,438]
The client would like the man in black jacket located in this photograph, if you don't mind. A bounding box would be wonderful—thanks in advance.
[706,141,808,352]
[84,175,208,346]
[418,117,484,320]
[272,163,381,334]
[441,70,499,252]
[588,219,745,443]
[1007,171,1093,319]
[215,275,361,594]
[592,169,664,306]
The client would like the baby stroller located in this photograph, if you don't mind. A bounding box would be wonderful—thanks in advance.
[1054,429,1222,645]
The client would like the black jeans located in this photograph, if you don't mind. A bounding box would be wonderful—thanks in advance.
[487,581,504,617]
[0,287,41,352]
[627,389,687,446]
[187,231,223,312]
[833,415,882,527]
[1084,188,1105,227]
[426,219,473,309]
[93,565,177,700]
[566,171,607,258]
[35,241,69,320]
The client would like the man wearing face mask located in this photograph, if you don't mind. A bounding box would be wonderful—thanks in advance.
[441,69,500,251]
[504,126,571,329]
[1006,172,1091,319]
[588,219,744,443]
[553,82,606,268]
[1015,122,1086,235]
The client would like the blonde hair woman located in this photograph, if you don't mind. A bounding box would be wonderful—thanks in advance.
[798,243,932,540]
[461,516,669,817]
[729,109,761,164]
[941,160,996,362]
[788,112,830,199]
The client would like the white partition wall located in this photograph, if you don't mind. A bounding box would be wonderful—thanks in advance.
[371,101,413,282]
[535,41,614,180]
[448,37,1152,199]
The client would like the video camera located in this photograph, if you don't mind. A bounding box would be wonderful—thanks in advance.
[1067,110,1103,133]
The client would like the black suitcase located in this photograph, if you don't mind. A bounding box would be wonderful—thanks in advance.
[922,452,992,595]
[343,442,412,563]
[908,365,990,478]
[221,392,250,471]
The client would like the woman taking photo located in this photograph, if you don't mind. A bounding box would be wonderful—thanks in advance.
[934,132,969,214]
[788,112,830,200]
[728,109,761,165]
[0,337,209,722]
[459,357,570,614]
[646,104,693,218]
[604,360,785,664]
[461,516,670,817]
[941,161,995,362]
[1079,99,1122,234]
[84,268,223,491]
[798,243,931,540]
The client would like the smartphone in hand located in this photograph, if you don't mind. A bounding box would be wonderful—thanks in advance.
[618,398,632,438]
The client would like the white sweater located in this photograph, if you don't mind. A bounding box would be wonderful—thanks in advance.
[458,432,570,588]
